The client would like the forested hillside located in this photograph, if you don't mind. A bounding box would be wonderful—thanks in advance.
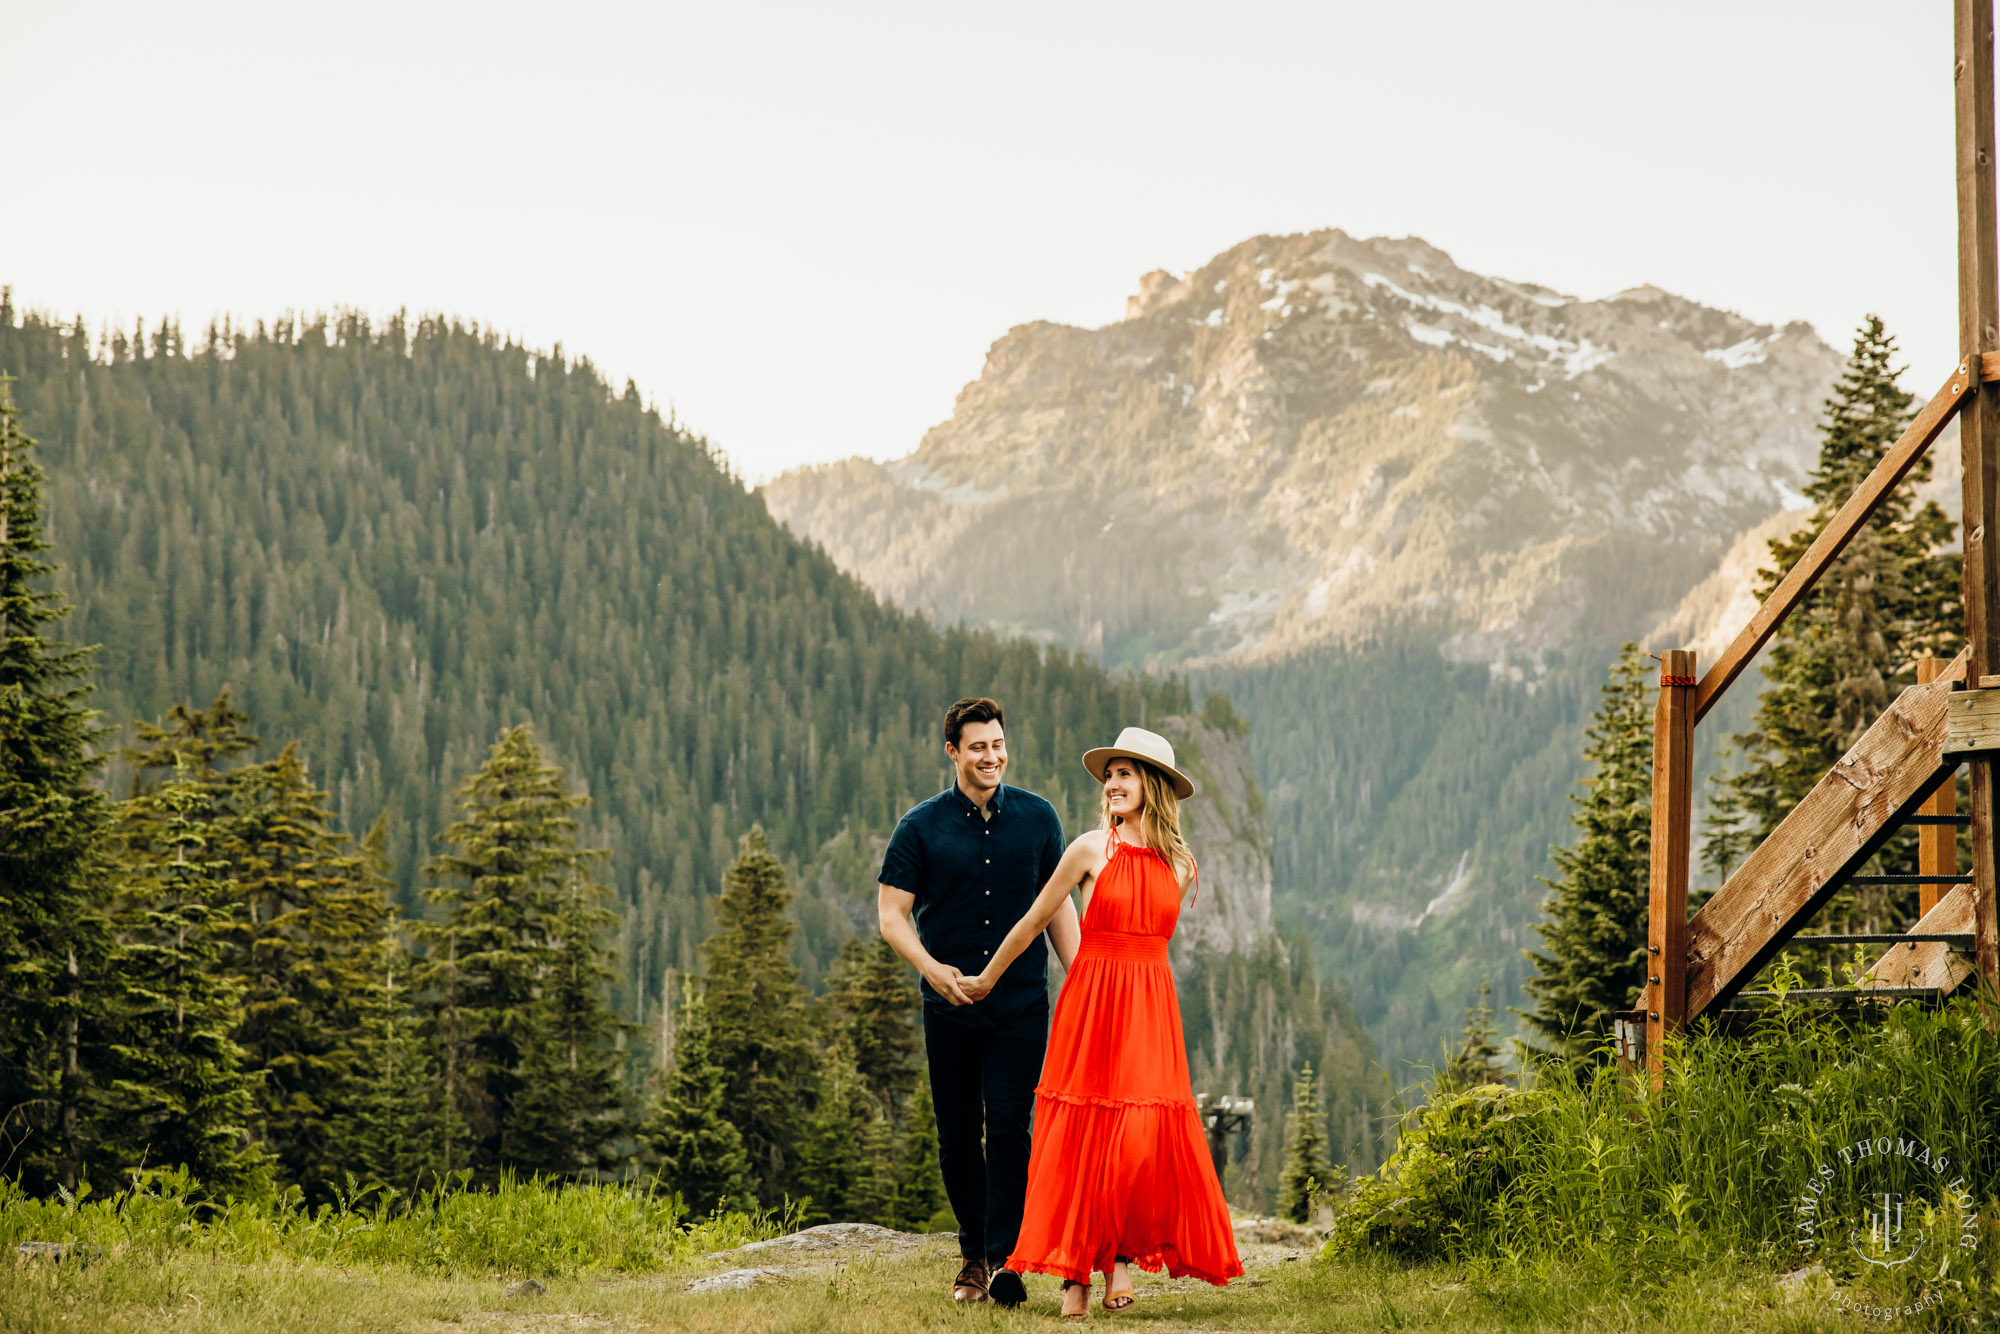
[1202,636,1602,1072]
[0,294,1387,1195]
[0,300,1182,1000]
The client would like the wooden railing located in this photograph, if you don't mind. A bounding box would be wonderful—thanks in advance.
[1642,6,2000,1078]
[1642,366,1981,1070]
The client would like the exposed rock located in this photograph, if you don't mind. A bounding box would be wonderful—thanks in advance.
[1154,714,1274,959]
[1232,1216,1321,1246]
[1648,508,1812,664]
[504,1278,547,1297]
[764,229,1842,672]
[707,1222,929,1258]
[686,1267,789,1293]
[15,1241,100,1265]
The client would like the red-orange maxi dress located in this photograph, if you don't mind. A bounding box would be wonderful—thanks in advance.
[1007,832,1243,1287]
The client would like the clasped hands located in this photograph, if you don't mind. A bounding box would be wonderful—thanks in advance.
[926,960,999,1006]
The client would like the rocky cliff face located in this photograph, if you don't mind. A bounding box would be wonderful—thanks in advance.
[764,230,1844,671]
[1152,713,1275,962]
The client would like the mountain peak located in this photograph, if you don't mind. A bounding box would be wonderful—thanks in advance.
[764,229,1842,669]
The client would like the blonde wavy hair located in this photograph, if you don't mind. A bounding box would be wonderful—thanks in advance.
[1100,758,1195,886]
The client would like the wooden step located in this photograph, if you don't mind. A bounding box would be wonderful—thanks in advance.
[1860,884,1980,994]
[1683,649,1969,1021]
[1735,986,1946,1002]
[1788,933,1975,948]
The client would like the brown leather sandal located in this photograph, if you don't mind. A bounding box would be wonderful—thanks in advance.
[1061,1279,1090,1320]
[952,1258,990,1302]
[1102,1259,1136,1311]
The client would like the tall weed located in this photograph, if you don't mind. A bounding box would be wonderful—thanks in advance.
[1332,998,2000,1316]
[0,1168,789,1276]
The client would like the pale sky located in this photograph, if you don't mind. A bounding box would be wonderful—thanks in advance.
[1,2,1974,481]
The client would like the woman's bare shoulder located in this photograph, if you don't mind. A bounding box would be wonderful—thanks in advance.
[1066,830,1107,858]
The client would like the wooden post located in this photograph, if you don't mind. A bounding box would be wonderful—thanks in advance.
[1919,658,1959,920]
[1646,650,1696,1078]
[1956,0,2000,991]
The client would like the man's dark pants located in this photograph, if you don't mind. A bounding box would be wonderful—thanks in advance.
[924,998,1048,1268]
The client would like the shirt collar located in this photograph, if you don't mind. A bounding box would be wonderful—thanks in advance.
[949,780,1006,815]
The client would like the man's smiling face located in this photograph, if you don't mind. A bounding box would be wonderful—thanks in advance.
[949,719,1007,796]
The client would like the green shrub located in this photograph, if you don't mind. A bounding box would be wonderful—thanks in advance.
[1330,998,2000,1313]
[1329,1083,1550,1260]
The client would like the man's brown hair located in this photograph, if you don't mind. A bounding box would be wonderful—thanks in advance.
[944,697,1005,749]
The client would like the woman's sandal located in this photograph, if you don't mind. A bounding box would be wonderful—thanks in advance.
[1101,1261,1136,1312]
[1060,1279,1090,1320]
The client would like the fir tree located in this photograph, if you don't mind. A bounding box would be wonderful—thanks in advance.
[1705,318,1959,933]
[104,762,266,1194]
[1518,645,1652,1060]
[503,876,628,1177]
[349,927,445,1195]
[227,743,391,1198]
[793,1036,867,1226]
[1442,976,1508,1090]
[643,978,753,1216]
[0,380,114,1195]
[123,692,259,812]
[892,1082,947,1232]
[846,1113,900,1227]
[822,935,920,1122]
[1276,1062,1330,1225]
[415,724,601,1180]
[702,826,815,1195]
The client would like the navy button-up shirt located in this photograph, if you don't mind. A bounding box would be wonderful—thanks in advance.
[879,781,1066,1027]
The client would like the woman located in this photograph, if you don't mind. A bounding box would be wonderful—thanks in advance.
[967,726,1242,1317]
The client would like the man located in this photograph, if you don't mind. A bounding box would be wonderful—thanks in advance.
[878,696,1077,1308]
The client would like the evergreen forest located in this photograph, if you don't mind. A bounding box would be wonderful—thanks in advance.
[0,293,1379,1214]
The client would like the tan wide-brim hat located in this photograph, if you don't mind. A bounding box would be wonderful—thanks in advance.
[1082,726,1198,800]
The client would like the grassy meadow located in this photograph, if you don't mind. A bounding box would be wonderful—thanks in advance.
[7,1000,1999,1331]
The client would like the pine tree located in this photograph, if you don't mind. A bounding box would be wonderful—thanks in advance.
[227,743,391,1199]
[503,876,627,1177]
[348,926,445,1195]
[1276,1062,1330,1225]
[1705,318,1959,933]
[0,380,115,1195]
[415,724,601,1180]
[1442,976,1508,1090]
[643,978,753,1216]
[1518,644,1652,1060]
[846,1113,900,1228]
[702,826,815,1195]
[347,808,445,1193]
[103,761,267,1194]
[822,935,920,1122]
[892,1082,947,1232]
[123,692,259,810]
[793,1036,866,1226]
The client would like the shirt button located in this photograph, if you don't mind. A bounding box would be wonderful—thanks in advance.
[985,859,990,865]
[984,919,990,925]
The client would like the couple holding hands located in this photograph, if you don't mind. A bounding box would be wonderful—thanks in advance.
[877,697,1241,1319]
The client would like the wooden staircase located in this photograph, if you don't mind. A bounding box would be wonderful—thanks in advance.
[1637,3,2000,1076]
[1683,649,1967,1020]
